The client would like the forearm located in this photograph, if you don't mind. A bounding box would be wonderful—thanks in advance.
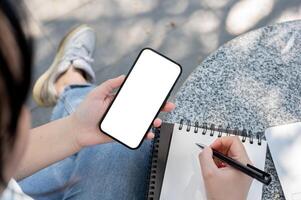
[15,116,81,180]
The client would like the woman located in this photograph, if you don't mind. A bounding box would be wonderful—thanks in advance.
[0,1,172,199]
[0,0,252,199]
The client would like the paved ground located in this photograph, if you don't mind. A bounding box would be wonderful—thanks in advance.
[25,0,301,127]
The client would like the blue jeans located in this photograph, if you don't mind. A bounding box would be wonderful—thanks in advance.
[19,85,152,200]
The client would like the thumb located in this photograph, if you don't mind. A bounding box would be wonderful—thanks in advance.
[95,75,125,99]
[199,147,218,178]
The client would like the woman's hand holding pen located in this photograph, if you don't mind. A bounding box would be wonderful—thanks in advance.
[198,136,253,200]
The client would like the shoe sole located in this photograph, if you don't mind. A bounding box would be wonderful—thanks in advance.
[33,24,94,106]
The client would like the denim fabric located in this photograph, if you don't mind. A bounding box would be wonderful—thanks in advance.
[19,85,152,200]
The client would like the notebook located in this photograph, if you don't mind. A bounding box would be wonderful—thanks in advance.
[146,121,267,200]
[265,122,301,200]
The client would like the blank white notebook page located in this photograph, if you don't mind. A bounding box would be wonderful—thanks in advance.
[160,123,267,200]
[265,122,301,200]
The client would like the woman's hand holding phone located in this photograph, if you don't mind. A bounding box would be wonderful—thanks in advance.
[68,75,175,151]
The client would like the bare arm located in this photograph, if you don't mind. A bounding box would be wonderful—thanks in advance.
[16,116,80,180]
[15,76,175,180]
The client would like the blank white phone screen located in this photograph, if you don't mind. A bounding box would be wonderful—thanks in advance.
[100,49,181,149]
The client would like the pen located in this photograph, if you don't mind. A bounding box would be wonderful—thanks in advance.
[196,143,272,185]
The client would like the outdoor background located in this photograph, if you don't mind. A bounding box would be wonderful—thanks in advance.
[25,0,301,127]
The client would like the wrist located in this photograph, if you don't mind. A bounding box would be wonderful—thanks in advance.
[66,114,83,153]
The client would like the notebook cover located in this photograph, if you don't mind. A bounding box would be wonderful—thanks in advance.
[147,122,174,200]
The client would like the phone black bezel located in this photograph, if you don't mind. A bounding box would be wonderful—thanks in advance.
[98,47,182,149]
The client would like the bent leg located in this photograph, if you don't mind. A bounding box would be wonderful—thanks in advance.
[62,141,152,200]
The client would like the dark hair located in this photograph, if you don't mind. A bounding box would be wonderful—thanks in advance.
[0,2,78,196]
[0,0,33,185]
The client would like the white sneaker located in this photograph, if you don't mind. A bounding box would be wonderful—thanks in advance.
[33,24,96,107]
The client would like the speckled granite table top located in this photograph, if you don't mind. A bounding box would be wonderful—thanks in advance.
[165,20,301,199]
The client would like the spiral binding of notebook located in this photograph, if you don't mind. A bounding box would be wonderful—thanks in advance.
[145,127,160,200]
[146,119,264,200]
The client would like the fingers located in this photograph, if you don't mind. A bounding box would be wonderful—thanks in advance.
[96,75,125,99]
[161,102,176,112]
[199,147,218,178]
[146,131,155,140]
[153,118,162,127]
[146,118,163,140]
[105,94,115,103]
[210,136,251,164]
[210,137,231,155]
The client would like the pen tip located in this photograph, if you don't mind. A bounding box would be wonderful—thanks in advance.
[195,143,204,149]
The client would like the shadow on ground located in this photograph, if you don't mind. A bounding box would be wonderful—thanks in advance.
[27,0,301,127]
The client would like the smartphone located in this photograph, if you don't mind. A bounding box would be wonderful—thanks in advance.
[99,48,182,149]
